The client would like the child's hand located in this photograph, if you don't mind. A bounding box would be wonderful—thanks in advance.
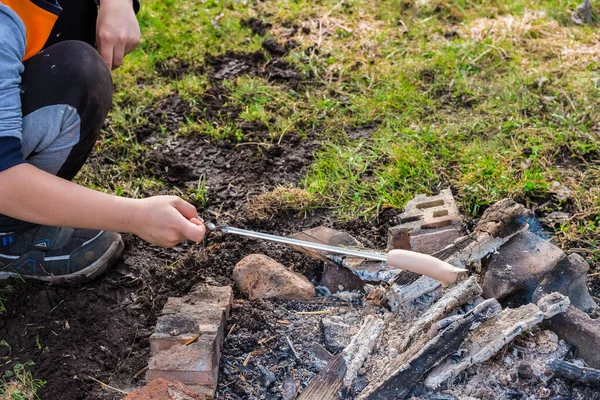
[132,196,206,247]
[96,0,141,69]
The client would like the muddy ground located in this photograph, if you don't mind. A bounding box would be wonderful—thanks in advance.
[1,21,599,400]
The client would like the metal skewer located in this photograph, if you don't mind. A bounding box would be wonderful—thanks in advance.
[205,222,387,261]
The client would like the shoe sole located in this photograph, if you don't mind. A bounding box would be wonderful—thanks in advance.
[0,235,125,286]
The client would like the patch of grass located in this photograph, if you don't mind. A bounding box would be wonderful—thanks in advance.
[190,175,210,208]
[0,363,45,400]
[248,186,327,218]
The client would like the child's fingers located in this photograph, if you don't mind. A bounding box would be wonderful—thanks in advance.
[180,216,206,242]
[190,217,204,226]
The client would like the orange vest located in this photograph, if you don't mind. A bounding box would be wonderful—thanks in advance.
[3,0,61,60]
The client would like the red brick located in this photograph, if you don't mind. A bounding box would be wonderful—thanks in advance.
[387,189,464,255]
[123,379,207,400]
[146,286,232,398]
[161,285,232,318]
[147,333,219,391]
[150,285,232,354]
[150,307,224,354]
[409,228,462,255]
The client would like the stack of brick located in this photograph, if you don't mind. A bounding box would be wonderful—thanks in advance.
[387,189,464,255]
[146,285,233,398]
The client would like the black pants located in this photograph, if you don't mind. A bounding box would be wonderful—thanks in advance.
[0,0,112,231]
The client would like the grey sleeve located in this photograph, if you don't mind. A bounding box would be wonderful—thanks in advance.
[0,5,27,172]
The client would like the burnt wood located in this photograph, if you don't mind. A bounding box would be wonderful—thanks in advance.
[359,299,501,400]
[548,359,600,386]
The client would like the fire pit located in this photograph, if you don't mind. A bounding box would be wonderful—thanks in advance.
[127,191,600,400]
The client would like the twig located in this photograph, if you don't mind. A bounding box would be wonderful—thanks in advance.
[287,336,300,360]
[183,332,202,346]
[235,142,272,148]
[227,323,237,338]
[243,350,266,366]
[132,366,148,380]
[295,309,334,316]
[50,300,64,313]
[588,272,600,277]
[318,0,345,47]
[87,376,129,395]
[470,48,492,64]
[569,248,596,254]
[258,336,276,345]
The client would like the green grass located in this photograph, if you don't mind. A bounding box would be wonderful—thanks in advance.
[0,363,45,400]
[84,0,600,260]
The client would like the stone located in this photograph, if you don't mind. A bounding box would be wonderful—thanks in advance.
[542,305,600,369]
[572,0,594,25]
[282,376,300,400]
[233,254,315,300]
[290,226,400,282]
[320,317,354,353]
[320,263,364,294]
[533,253,597,313]
[290,226,362,263]
[482,231,565,302]
[257,364,276,388]
[147,333,219,387]
[387,189,463,254]
[123,379,207,400]
[517,363,538,382]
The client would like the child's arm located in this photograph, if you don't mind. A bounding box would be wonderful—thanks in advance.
[0,163,205,247]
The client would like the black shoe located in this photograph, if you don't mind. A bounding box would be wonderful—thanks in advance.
[0,226,124,285]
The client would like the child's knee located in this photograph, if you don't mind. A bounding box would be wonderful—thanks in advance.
[48,40,113,113]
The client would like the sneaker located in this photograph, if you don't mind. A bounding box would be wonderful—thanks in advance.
[0,226,124,285]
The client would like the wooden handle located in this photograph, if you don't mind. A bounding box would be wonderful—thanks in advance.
[386,249,463,284]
